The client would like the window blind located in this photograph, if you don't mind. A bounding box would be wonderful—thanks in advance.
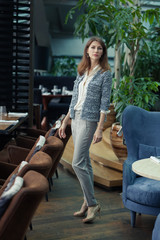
[0,0,33,113]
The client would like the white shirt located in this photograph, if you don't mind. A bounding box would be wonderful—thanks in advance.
[74,65,107,114]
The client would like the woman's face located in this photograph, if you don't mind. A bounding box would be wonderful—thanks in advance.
[87,41,103,63]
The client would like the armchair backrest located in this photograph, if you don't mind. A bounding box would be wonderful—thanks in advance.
[41,136,64,177]
[25,135,46,162]
[0,170,48,240]
[44,117,71,178]
[122,105,160,161]
[19,151,52,178]
[44,114,66,139]
[43,115,71,177]
[0,151,52,197]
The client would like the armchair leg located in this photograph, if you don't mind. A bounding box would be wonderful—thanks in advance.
[48,178,52,192]
[45,192,48,202]
[50,177,53,186]
[55,169,58,178]
[29,222,33,230]
[130,211,136,227]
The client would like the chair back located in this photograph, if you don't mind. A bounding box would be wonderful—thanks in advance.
[25,135,46,162]
[122,105,160,160]
[49,121,72,177]
[19,151,52,178]
[0,151,52,197]
[41,136,64,177]
[7,135,46,165]
[44,116,71,177]
[44,114,66,139]
[0,170,48,240]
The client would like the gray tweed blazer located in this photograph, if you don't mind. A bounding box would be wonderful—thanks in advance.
[69,69,112,122]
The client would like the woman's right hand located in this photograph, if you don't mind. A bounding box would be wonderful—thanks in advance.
[58,122,67,139]
[58,111,70,139]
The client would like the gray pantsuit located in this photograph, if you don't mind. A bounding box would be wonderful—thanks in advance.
[71,111,97,206]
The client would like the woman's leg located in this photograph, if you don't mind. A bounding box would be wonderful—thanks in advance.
[71,111,97,207]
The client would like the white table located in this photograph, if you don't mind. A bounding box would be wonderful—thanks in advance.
[132,158,160,181]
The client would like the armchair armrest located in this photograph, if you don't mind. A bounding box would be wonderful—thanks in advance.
[41,144,62,160]
[15,136,36,149]
[7,145,30,165]
[0,161,17,179]
[16,127,46,138]
[24,128,46,137]
[122,158,137,203]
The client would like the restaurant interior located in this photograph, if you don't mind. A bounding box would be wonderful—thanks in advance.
[0,0,160,239]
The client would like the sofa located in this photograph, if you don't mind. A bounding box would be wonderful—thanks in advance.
[34,75,75,125]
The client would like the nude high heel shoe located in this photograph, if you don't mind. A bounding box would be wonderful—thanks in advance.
[73,201,88,217]
[82,203,101,223]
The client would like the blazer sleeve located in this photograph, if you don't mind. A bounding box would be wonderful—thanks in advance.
[69,74,79,111]
[100,70,112,112]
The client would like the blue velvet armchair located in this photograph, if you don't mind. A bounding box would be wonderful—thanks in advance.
[122,105,160,227]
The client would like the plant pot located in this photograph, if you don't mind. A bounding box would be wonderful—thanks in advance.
[103,103,116,130]
[110,122,127,161]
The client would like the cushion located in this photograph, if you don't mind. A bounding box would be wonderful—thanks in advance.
[127,177,160,207]
[36,135,46,148]
[3,174,16,193]
[50,98,61,103]
[48,120,61,137]
[28,135,46,162]
[18,161,28,173]
[139,143,160,159]
[0,176,23,218]
[29,145,41,161]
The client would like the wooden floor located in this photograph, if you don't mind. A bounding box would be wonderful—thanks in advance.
[26,164,156,240]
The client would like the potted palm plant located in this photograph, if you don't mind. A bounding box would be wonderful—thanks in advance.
[113,75,160,123]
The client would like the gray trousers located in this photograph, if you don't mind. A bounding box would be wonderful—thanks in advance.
[71,111,97,206]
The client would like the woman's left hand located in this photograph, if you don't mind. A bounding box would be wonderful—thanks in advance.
[93,129,103,144]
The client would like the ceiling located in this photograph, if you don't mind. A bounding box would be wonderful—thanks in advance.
[43,0,80,38]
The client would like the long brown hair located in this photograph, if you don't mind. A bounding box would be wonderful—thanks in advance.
[77,37,111,76]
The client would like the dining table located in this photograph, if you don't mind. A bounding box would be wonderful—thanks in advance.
[0,112,28,150]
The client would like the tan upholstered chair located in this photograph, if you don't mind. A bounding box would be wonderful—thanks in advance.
[0,151,52,191]
[0,134,64,194]
[0,170,49,240]
[8,116,71,181]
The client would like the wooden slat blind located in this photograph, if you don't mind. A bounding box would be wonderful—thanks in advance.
[0,0,33,113]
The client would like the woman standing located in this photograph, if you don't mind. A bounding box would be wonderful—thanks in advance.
[59,37,112,223]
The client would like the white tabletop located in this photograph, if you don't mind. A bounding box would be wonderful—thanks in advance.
[132,158,160,181]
